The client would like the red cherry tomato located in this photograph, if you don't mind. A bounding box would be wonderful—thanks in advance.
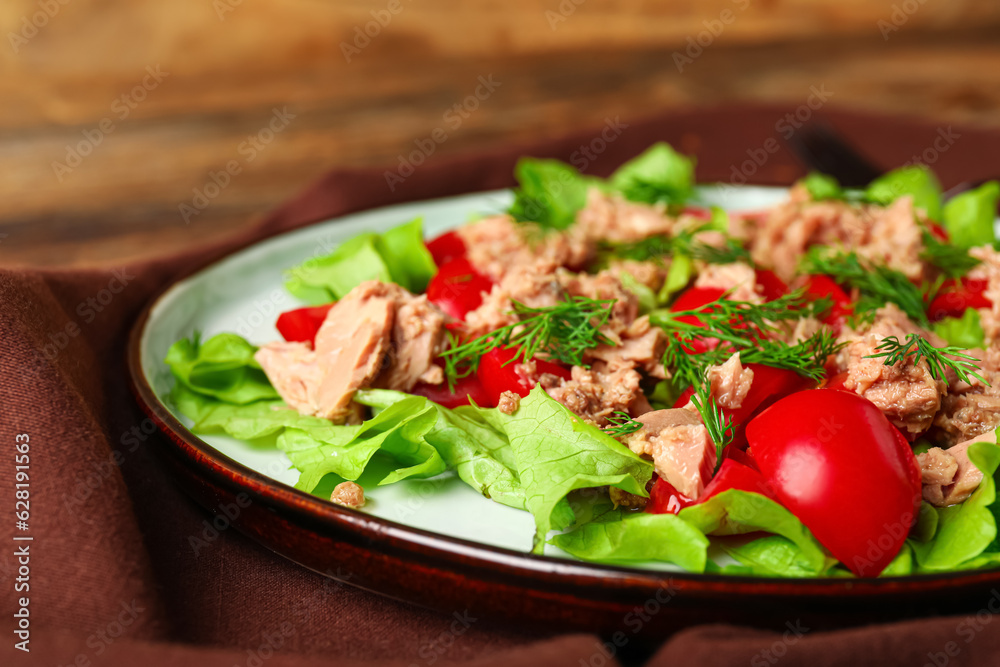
[672,364,814,449]
[669,286,727,353]
[802,275,853,326]
[646,476,697,515]
[746,389,922,577]
[476,347,571,406]
[927,277,991,321]
[425,258,494,322]
[410,375,491,409]
[755,269,789,302]
[698,458,777,504]
[426,231,467,266]
[275,303,334,345]
[823,371,850,391]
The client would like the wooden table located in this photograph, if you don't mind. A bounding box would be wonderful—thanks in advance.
[3,0,999,267]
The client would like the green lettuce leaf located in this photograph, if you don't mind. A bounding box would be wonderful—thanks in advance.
[679,489,831,574]
[865,166,943,220]
[354,389,526,510]
[910,434,1000,571]
[508,158,597,231]
[932,308,986,349]
[942,181,1000,249]
[164,333,279,404]
[277,396,447,490]
[550,508,708,572]
[608,142,695,206]
[284,218,436,304]
[801,172,844,201]
[473,386,653,551]
[721,535,836,577]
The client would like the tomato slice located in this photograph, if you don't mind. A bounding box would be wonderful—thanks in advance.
[802,275,852,326]
[680,206,713,220]
[426,230,467,266]
[698,458,776,504]
[669,286,727,353]
[746,389,922,577]
[410,375,491,409]
[755,269,788,302]
[927,277,991,321]
[476,347,571,406]
[425,258,494,322]
[672,364,814,449]
[647,476,697,515]
[275,303,334,345]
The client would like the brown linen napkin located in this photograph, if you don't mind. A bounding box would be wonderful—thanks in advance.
[2,105,999,666]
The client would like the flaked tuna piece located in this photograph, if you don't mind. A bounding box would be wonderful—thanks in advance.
[841,304,947,436]
[588,316,667,378]
[933,347,1000,446]
[624,408,716,499]
[779,316,824,345]
[707,352,755,409]
[254,341,324,416]
[919,433,993,507]
[608,258,669,293]
[456,215,591,280]
[541,360,645,426]
[746,186,925,282]
[574,189,675,243]
[378,295,446,391]
[330,481,366,508]
[463,262,564,338]
[313,290,396,421]
[561,269,640,328]
[968,245,1000,346]
[693,262,762,303]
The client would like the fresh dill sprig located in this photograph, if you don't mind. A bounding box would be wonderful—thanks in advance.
[441,295,616,382]
[800,248,931,327]
[689,380,735,466]
[689,237,753,265]
[920,229,981,279]
[602,411,644,438]
[655,288,831,350]
[863,333,988,386]
[599,226,751,266]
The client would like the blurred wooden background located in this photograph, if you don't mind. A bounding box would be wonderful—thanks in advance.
[2,0,999,266]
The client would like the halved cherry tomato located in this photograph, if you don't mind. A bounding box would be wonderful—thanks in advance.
[646,476,697,515]
[426,230,467,266]
[410,375,491,409]
[927,277,991,321]
[698,458,776,504]
[275,304,334,345]
[672,364,814,449]
[476,347,571,406]
[669,286,727,353]
[755,269,788,302]
[426,257,494,322]
[802,275,852,326]
[746,389,922,577]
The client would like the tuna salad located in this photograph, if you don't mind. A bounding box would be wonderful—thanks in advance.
[166,144,1000,578]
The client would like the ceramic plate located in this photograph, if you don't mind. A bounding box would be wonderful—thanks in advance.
[129,186,1000,636]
